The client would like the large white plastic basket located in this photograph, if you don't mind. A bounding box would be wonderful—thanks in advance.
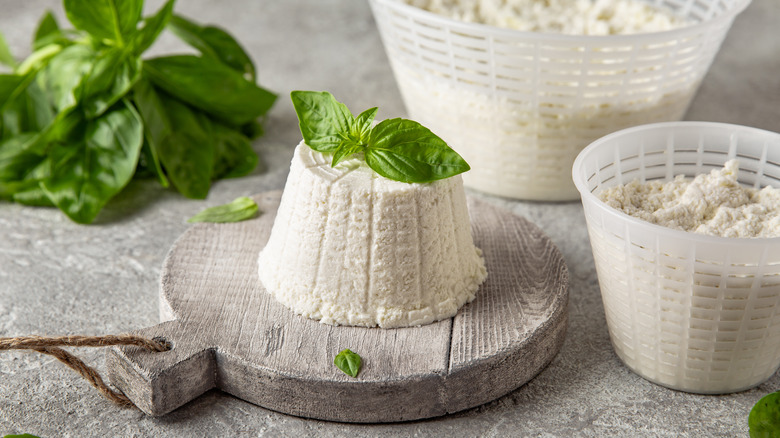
[573,122,780,394]
[369,0,751,200]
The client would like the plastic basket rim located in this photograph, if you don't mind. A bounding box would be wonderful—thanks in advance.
[370,0,752,44]
[572,121,780,245]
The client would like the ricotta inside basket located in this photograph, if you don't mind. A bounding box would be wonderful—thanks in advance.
[257,141,488,328]
[599,160,780,238]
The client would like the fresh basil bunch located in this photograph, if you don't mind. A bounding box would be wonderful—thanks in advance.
[291,91,469,184]
[0,0,276,223]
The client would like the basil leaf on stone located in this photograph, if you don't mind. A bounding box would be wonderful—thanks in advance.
[0,32,16,68]
[131,0,175,55]
[82,50,142,118]
[133,79,214,199]
[143,55,275,126]
[208,119,258,179]
[167,14,255,81]
[334,349,362,378]
[187,196,258,223]
[750,391,780,438]
[37,44,94,112]
[42,100,143,224]
[63,0,143,45]
[365,118,470,183]
[79,47,142,119]
[290,90,353,153]
[33,11,61,51]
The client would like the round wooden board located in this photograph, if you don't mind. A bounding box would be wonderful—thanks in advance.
[107,191,569,422]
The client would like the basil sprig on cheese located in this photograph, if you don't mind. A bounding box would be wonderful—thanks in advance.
[291,91,470,184]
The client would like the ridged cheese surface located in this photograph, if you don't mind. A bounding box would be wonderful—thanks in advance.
[257,142,488,328]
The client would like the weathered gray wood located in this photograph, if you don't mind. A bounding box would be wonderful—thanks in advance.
[107,191,569,422]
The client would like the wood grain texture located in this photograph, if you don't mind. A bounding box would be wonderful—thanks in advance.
[107,191,569,422]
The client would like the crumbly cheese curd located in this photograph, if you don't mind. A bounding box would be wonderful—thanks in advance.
[599,160,780,238]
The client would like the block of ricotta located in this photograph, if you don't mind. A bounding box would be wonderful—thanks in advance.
[257,141,488,328]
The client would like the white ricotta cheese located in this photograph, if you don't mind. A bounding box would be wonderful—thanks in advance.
[599,160,780,238]
[257,141,488,328]
[406,0,688,35]
[391,0,694,200]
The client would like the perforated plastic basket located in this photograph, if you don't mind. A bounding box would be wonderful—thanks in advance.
[369,0,751,200]
[573,122,780,393]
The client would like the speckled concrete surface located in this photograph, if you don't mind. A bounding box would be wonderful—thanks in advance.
[1,0,778,436]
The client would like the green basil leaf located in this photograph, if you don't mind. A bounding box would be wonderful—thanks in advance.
[352,106,377,143]
[330,139,361,168]
[1,75,52,139]
[187,196,258,223]
[133,78,214,199]
[0,74,33,111]
[131,0,175,55]
[750,391,780,438]
[12,182,54,207]
[33,11,61,51]
[37,44,94,112]
[333,349,361,378]
[79,47,141,119]
[3,433,42,438]
[290,90,353,153]
[208,119,258,179]
[365,118,470,183]
[63,0,143,45]
[138,136,169,187]
[42,99,143,224]
[0,32,17,68]
[240,119,264,140]
[15,43,64,76]
[167,14,255,81]
[143,55,276,126]
[0,134,44,182]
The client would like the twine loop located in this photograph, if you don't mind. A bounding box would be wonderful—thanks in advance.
[0,334,170,407]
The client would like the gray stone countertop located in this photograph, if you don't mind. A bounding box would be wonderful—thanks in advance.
[1,0,778,436]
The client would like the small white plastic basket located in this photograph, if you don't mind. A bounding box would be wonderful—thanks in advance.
[573,122,780,394]
[369,0,751,200]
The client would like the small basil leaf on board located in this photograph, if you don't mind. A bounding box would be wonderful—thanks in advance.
[133,79,214,199]
[187,196,258,223]
[290,90,353,153]
[365,118,470,183]
[63,0,143,44]
[0,32,17,68]
[79,48,142,119]
[3,434,42,438]
[42,99,143,224]
[143,55,276,126]
[167,14,255,81]
[208,119,258,179]
[131,0,176,55]
[750,391,780,438]
[33,11,60,50]
[37,44,94,112]
[333,349,362,378]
